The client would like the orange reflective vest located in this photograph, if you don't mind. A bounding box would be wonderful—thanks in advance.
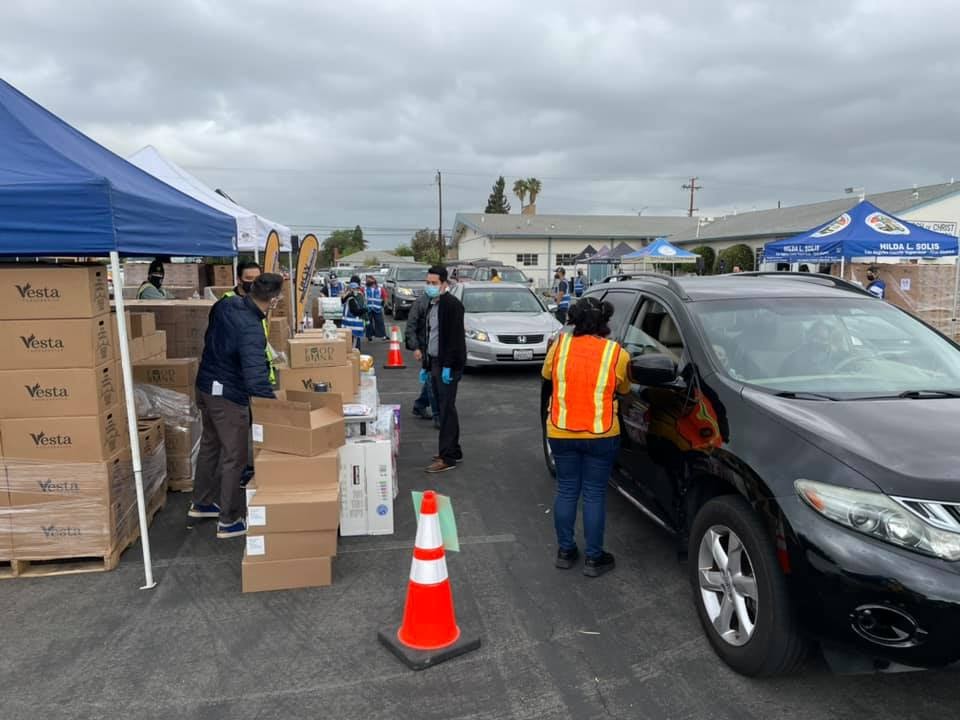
[550,334,622,434]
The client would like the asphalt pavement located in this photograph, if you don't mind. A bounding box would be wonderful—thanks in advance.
[2,333,959,719]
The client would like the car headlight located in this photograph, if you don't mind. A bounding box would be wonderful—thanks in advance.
[397,287,414,297]
[796,479,960,561]
[465,328,490,342]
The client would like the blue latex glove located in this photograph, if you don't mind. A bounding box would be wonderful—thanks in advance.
[419,368,429,384]
[442,367,453,385]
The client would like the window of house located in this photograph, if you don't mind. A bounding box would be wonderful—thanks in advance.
[516,254,538,267]
[555,253,578,266]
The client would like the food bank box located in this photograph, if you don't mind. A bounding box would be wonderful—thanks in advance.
[275,362,357,401]
[0,264,109,320]
[0,316,113,370]
[286,336,350,368]
[0,363,120,418]
[133,358,198,398]
[251,390,345,457]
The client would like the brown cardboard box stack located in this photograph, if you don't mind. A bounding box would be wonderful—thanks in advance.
[0,265,166,567]
[123,299,214,359]
[275,333,360,401]
[123,260,208,298]
[207,264,233,288]
[244,390,345,592]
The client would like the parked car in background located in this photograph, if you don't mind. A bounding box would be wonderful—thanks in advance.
[383,263,429,319]
[473,265,530,283]
[450,282,561,366]
[541,271,960,676]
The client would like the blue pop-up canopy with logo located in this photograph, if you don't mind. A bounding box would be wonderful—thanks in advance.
[763,200,959,262]
[623,237,700,262]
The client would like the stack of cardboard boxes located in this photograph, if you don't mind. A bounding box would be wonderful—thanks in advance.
[245,390,345,592]
[0,265,165,569]
[124,299,213,359]
[277,331,361,400]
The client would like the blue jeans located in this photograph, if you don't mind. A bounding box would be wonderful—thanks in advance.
[413,374,439,416]
[549,436,620,559]
[366,311,386,340]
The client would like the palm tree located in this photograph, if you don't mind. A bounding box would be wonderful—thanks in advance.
[513,179,528,209]
[526,177,542,206]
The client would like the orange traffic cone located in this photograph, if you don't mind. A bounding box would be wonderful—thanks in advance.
[383,325,406,369]
[378,491,480,670]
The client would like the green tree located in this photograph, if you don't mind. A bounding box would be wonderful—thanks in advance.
[512,179,529,209]
[351,225,367,251]
[691,246,716,275]
[716,243,755,273]
[394,244,414,257]
[526,177,542,205]
[411,228,443,266]
[485,176,511,214]
[320,226,367,265]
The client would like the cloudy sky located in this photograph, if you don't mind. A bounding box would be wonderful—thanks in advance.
[2,0,959,249]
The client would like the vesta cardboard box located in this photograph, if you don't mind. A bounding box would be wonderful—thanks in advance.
[5,450,132,505]
[246,488,340,533]
[244,530,337,562]
[251,390,345,456]
[275,363,357,401]
[129,312,156,338]
[0,264,109,320]
[0,316,113,370]
[0,407,128,462]
[0,362,119,418]
[287,336,350,369]
[241,555,332,593]
[253,449,339,492]
[133,358,198,390]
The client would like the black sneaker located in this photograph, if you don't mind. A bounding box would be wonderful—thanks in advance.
[555,547,579,570]
[583,552,615,578]
[412,407,433,420]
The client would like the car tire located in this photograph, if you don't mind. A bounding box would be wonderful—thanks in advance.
[688,495,807,677]
[385,297,393,316]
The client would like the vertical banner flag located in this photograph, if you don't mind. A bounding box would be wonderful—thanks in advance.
[295,233,320,327]
[263,229,281,274]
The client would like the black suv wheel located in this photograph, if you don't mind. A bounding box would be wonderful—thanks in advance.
[688,496,807,677]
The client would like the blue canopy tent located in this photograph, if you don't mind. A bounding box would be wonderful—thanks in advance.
[622,237,700,274]
[0,79,237,589]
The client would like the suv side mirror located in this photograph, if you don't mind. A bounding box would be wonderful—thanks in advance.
[629,353,678,386]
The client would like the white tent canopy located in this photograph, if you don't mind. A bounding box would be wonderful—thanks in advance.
[129,145,292,253]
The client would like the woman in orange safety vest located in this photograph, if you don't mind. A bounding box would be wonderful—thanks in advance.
[541,296,631,577]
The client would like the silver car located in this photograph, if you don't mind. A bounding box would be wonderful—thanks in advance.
[450,282,562,367]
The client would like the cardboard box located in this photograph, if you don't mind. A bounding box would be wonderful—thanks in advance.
[137,417,164,457]
[123,261,207,292]
[246,488,340,533]
[120,300,213,359]
[165,417,201,457]
[241,555,332,592]
[167,453,196,482]
[0,316,113,370]
[244,530,337,562]
[251,390,345,457]
[129,312,156,338]
[208,264,234,288]
[275,363,357,400]
[268,317,289,355]
[0,407,128,462]
[0,362,119,418]
[133,358,198,390]
[142,331,166,359]
[338,439,395,536]
[253,449,339,492]
[0,264,109,320]
[0,513,12,561]
[5,451,132,505]
[287,336,350,368]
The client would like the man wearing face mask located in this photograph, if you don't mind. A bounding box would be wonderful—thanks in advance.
[213,262,277,386]
[341,275,367,349]
[137,258,176,299]
[865,266,886,299]
[364,274,388,341]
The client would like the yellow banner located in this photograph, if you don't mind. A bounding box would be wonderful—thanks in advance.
[263,229,281,274]
[295,233,319,324]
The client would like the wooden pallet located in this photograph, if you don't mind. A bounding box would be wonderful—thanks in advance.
[1,483,167,580]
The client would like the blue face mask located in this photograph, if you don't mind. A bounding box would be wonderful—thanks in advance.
[424,285,440,298]
[349,282,359,289]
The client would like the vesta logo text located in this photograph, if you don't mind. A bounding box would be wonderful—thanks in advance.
[19,334,65,350]
[30,432,73,446]
[41,526,81,537]
[38,479,80,493]
[15,283,61,300]
[301,379,315,389]
[25,383,69,399]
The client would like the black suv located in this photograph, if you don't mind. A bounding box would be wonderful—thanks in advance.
[541,272,960,676]
[383,263,429,320]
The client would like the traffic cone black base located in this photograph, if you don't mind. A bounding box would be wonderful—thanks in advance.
[377,628,481,671]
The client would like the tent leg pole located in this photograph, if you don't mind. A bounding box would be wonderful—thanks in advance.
[254,247,260,264]
[110,252,156,590]
[233,256,238,281]
[953,256,960,321]
[840,257,845,279]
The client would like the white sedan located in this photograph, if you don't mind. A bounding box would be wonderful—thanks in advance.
[450,282,562,367]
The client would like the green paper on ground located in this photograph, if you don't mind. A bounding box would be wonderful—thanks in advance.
[411,491,460,552]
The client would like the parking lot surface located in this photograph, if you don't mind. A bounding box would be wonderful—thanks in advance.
[2,339,959,720]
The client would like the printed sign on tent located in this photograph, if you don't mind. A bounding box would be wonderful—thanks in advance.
[263,229,281,274]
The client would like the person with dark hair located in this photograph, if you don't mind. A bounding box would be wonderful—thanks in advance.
[865,266,886,299]
[191,273,283,539]
[405,286,440,426]
[553,267,571,324]
[423,265,466,473]
[224,261,262,298]
[325,271,344,298]
[541,296,631,577]
[137,258,175,299]
[341,275,367,349]
[364,274,388,341]
[490,267,502,283]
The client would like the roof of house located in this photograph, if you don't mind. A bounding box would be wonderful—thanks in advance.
[670,181,960,244]
[453,213,699,240]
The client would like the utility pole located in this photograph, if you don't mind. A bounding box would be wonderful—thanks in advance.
[436,170,444,261]
[682,176,701,217]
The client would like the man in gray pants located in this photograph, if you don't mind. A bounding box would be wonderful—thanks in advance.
[191,274,282,538]
[404,289,439,426]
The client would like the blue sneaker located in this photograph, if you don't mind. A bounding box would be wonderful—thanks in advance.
[188,503,221,519]
[216,518,247,539]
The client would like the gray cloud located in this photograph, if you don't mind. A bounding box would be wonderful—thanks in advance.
[2,0,959,247]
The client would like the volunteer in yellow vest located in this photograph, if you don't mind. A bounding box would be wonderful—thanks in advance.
[542,296,631,577]
[137,258,176,299]
[218,261,277,386]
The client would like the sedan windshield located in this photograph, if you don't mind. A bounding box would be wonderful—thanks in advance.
[692,297,960,398]
[395,268,427,282]
[462,288,544,313]
[499,269,527,282]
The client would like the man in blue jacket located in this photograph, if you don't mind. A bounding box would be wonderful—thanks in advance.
[190,273,283,538]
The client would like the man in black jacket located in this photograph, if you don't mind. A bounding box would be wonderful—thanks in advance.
[191,273,283,538]
[404,288,439,425]
[423,266,466,473]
